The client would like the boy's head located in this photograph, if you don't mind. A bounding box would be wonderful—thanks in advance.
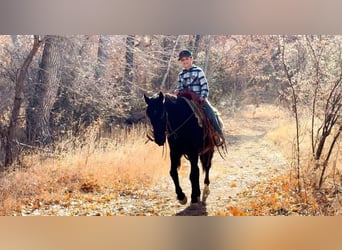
[178,50,192,61]
[178,50,193,69]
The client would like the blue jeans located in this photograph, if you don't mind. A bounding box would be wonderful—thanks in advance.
[203,100,223,135]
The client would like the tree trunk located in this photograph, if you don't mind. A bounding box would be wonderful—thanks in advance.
[305,35,322,156]
[50,36,81,136]
[95,35,110,80]
[161,36,180,89]
[124,35,135,94]
[3,35,42,168]
[204,35,212,74]
[26,35,62,146]
[319,125,341,188]
[192,35,202,59]
[11,35,18,45]
[281,39,302,191]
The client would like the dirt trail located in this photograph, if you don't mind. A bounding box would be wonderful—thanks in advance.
[21,105,289,216]
[148,105,289,216]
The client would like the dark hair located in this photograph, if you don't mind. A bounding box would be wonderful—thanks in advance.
[178,50,192,60]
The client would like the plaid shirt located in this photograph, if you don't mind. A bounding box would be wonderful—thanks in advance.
[176,65,209,99]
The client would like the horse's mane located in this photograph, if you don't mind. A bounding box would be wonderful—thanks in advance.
[164,93,177,103]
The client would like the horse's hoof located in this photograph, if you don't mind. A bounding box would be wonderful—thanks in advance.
[190,196,201,205]
[179,196,187,205]
[202,185,210,204]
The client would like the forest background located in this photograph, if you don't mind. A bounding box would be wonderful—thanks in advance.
[0,35,340,215]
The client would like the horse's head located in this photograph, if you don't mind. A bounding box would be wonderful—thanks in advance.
[144,92,167,146]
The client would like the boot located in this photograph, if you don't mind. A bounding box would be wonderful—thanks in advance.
[213,133,225,146]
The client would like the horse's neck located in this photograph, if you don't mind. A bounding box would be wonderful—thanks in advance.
[164,95,177,109]
[164,93,177,102]
[165,97,190,125]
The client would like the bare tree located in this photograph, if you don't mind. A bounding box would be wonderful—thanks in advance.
[26,35,63,146]
[278,35,342,189]
[95,35,110,80]
[192,35,203,59]
[11,35,18,45]
[316,77,341,188]
[203,35,212,74]
[305,35,324,155]
[3,35,42,168]
[280,36,302,191]
[124,35,135,94]
[160,36,180,89]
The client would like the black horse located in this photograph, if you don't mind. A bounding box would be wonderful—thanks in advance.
[144,92,215,205]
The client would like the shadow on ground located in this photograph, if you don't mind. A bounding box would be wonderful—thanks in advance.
[174,203,208,216]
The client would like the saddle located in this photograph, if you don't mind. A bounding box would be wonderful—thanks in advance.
[165,92,204,126]
[178,92,206,128]
[177,90,225,150]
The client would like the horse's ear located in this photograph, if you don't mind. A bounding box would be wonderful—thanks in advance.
[158,92,164,102]
[144,94,150,104]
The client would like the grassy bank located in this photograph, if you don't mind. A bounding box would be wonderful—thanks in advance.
[0,123,168,215]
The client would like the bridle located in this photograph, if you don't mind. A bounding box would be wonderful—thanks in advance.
[145,93,226,158]
[146,102,195,143]
[165,111,194,139]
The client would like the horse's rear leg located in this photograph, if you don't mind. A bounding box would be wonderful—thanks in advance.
[200,152,213,204]
[170,151,187,205]
[189,154,201,204]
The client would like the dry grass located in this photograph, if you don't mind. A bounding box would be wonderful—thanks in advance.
[265,111,341,187]
[0,123,168,215]
[261,107,341,215]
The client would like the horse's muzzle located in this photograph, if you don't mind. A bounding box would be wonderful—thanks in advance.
[154,133,166,146]
[155,138,165,146]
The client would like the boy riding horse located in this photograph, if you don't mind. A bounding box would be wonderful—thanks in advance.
[175,49,224,146]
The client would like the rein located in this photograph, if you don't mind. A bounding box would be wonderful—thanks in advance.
[145,103,194,143]
[145,92,227,160]
[165,110,194,139]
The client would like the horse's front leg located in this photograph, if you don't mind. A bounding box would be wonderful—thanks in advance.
[189,154,201,204]
[170,150,187,205]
